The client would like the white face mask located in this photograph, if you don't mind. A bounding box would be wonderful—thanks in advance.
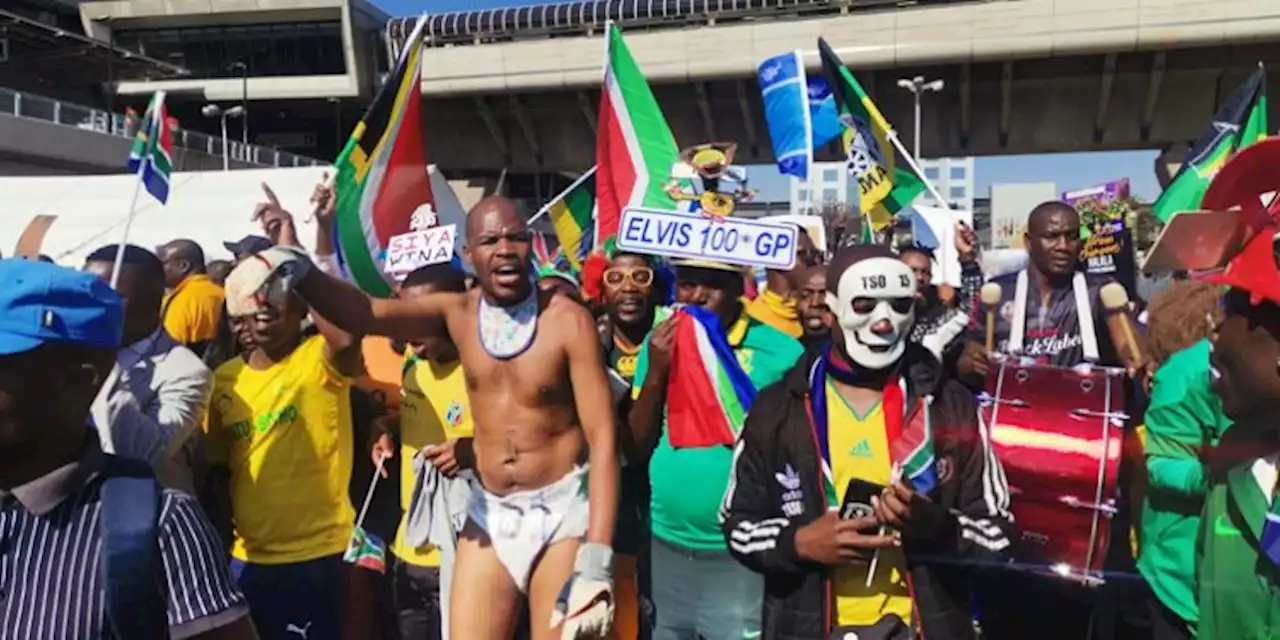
[826,257,917,370]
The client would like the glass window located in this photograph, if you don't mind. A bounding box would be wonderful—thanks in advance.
[822,168,840,183]
[822,188,841,202]
[925,167,939,180]
[951,166,966,181]
[797,188,810,203]
[115,21,347,78]
[949,186,967,199]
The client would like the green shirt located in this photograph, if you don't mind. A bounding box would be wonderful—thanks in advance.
[632,307,803,550]
[1139,339,1232,626]
[1199,463,1280,640]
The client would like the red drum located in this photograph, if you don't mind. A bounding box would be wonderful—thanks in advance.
[980,356,1126,585]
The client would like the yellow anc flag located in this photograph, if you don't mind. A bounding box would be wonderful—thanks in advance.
[819,38,925,231]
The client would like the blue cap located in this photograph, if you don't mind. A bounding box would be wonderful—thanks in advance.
[0,259,124,355]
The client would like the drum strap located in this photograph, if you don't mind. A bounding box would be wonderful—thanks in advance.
[1008,270,1099,362]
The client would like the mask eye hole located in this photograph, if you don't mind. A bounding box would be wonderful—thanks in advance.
[889,298,914,313]
[851,298,877,314]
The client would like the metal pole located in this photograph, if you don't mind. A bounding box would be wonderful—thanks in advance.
[220,115,229,171]
[106,18,115,121]
[913,90,922,159]
[240,67,248,145]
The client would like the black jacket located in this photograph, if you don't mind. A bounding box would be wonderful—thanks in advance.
[719,344,1016,640]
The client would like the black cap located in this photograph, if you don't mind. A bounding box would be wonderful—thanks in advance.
[223,235,273,259]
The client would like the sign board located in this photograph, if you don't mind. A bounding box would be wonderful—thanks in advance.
[990,182,1058,249]
[757,213,827,254]
[617,208,798,270]
[383,224,456,279]
[1062,179,1137,293]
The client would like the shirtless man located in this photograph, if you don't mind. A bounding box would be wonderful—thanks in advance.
[241,196,619,640]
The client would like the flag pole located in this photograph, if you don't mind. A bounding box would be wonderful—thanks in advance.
[110,158,147,289]
[528,166,598,226]
[884,127,951,212]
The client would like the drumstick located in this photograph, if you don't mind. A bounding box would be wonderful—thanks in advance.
[980,283,1003,354]
[866,464,902,588]
[1100,283,1143,366]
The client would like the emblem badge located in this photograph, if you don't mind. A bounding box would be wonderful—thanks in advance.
[445,401,464,426]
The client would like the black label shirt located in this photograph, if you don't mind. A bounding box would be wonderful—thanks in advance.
[969,270,1120,368]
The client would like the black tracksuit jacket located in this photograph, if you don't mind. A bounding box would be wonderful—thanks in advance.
[718,344,1017,640]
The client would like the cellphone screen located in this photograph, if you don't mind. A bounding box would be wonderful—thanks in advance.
[840,478,885,520]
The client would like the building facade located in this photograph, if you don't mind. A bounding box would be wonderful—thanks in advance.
[789,161,850,216]
[917,157,976,212]
[77,0,390,159]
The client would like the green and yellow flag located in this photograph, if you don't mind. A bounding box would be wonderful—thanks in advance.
[1153,65,1267,223]
[537,168,597,272]
[818,38,925,231]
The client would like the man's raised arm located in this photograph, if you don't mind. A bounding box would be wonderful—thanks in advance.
[246,246,463,340]
[294,265,461,340]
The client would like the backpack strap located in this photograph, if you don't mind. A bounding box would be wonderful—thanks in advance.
[100,455,168,640]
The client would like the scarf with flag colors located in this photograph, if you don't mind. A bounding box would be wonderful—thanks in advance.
[806,347,937,506]
[332,17,433,298]
[343,526,387,574]
[818,39,925,232]
[665,305,757,449]
[1153,65,1268,224]
[538,167,597,271]
[596,23,683,245]
[127,91,174,205]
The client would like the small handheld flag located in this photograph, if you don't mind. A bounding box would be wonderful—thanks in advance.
[127,91,174,205]
[344,454,389,574]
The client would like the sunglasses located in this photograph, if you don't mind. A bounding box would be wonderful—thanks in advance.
[604,266,654,289]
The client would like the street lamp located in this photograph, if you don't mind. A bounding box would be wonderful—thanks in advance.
[896,76,945,159]
[228,61,248,146]
[201,104,245,171]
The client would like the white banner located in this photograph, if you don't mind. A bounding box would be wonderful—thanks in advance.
[617,208,798,270]
[384,224,457,278]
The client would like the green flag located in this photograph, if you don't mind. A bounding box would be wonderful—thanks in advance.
[1153,65,1267,223]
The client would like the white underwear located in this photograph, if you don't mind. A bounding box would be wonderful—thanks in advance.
[466,465,590,592]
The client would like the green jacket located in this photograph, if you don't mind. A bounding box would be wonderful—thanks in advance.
[1139,340,1232,626]
[1198,463,1280,640]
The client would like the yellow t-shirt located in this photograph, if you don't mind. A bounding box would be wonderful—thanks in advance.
[826,381,914,627]
[392,356,474,567]
[162,274,225,345]
[206,335,355,564]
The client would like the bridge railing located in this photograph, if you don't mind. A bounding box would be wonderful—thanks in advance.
[0,87,324,170]
[386,0,971,52]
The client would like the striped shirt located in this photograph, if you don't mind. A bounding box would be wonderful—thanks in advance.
[0,439,248,639]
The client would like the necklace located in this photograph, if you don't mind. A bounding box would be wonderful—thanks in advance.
[477,289,539,359]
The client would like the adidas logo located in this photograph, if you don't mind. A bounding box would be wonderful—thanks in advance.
[848,439,874,459]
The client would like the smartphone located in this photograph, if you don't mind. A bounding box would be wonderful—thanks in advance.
[840,478,885,520]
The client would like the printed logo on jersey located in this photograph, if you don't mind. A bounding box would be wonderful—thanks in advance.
[999,301,1015,322]
[445,401,465,427]
[848,438,874,459]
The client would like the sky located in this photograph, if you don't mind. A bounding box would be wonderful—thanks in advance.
[379,0,1166,204]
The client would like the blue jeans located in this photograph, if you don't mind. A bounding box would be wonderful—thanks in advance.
[229,554,348,640]
[649,537,763,640]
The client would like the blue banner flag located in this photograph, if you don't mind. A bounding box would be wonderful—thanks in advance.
[807,77,843,149]
[758,52,844,181]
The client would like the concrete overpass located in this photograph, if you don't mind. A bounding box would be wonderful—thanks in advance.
[0,86,323,176]
[388,0,1280,173]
